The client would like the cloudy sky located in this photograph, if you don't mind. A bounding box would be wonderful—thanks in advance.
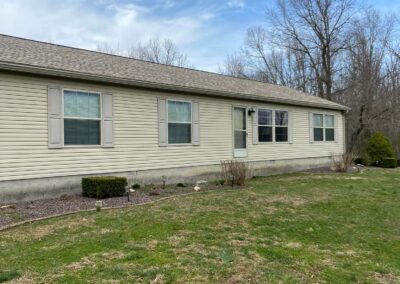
[0,0,398,72]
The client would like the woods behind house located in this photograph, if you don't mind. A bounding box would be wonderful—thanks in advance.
[221,0,400,157]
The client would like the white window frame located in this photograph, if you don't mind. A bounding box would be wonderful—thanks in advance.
[312,113,335,142]
[62,88,103,147]
[166,99,193,145]
[258,108,273,143]
[258,108,289,143]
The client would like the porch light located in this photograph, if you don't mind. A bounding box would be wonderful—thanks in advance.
[248,108,256,116]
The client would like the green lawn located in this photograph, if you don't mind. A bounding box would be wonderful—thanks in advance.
[1,169,400,283]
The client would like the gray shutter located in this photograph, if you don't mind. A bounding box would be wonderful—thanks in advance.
[252,107,258,144]
[48,86,63,149]
[192,101,200,145]
[288,111,293,144]
[309,112,314,143]
[158,98,167,146]
[102,93,114,147]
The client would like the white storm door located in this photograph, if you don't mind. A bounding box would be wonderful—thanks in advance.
[233,107,247,158]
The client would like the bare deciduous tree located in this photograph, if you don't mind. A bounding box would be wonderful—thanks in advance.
[129,38,188,67]
[336,9,397,155]
[97,38,189,67]
[221,26,314,92]
[268,0,355,100]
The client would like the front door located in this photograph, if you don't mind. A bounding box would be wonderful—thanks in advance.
[233,107,247,158]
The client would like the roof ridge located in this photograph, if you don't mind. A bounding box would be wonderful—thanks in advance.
[0,33,287,88]
[0,33,348,110]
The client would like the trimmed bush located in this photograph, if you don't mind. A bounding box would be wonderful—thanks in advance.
[382,158,397,168]
[366,132,395,166]
[132,183,141,189]
[82,176,127,199]
[398,160,400,167]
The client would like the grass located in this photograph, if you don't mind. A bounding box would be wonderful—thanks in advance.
[0,169,399,283]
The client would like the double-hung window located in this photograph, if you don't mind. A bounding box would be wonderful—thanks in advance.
[64,90,101,145]
[258,109,289,142]
[168,100,192,144]
[258,109,273,142]
[312,113,335,142]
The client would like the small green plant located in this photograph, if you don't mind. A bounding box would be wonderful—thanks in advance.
[366,132,395,166]
[382,158,397,168]
[214,179,225,186]
[132,183,141,189]
[0,271,20,282]
[82,176,127,199]
[177,183,186,187]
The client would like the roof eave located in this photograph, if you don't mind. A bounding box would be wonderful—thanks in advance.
[0,61,349,111]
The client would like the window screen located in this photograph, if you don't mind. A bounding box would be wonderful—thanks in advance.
[312,113,335,142]
[168,101,192,144]
[258,109,273,142]
[64,90,101,145]
[257,109,289,142]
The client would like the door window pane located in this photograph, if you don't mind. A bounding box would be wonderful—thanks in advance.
[313,114,323,127]
[64,119,100,145]
[258,109,272,125]
[168,101,191,122]
[234,130,246,149]
[275,127,288,142]
[168,123,191,144]
[234,108,246,130]
[258,126,272,142]
[325,128,335,141]
[314,128,324,141]
[275,111,288,126]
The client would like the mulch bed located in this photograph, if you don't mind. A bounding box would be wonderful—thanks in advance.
[0,183,230,229]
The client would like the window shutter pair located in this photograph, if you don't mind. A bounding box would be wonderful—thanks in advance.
[158,98,200,146]
[47,86,114,148]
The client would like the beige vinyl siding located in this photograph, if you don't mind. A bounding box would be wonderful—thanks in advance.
[0,73,344,181]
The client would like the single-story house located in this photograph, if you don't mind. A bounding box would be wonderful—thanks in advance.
[0,35,348,202]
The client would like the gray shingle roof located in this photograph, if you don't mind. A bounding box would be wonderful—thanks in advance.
[0,34,347,110]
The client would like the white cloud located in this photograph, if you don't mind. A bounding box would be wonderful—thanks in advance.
[0,1,210,51]
[0,0,248,71]
[228,0,245,9]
